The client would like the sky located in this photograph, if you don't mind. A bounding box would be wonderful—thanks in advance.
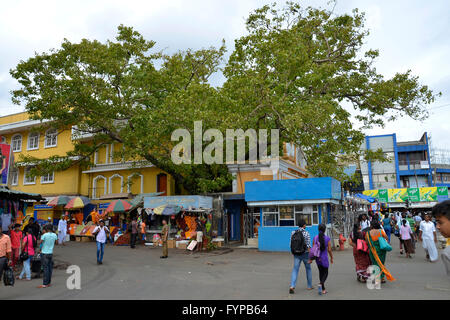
[0,0,449,152]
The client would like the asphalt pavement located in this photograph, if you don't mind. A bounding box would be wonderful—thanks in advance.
[1,236,449,300]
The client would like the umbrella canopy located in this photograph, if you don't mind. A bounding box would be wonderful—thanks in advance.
[48,195,72,207]
[152,205,182,216]
[65,196,90,209]
[354,193,376,203]
[105,199,132,214]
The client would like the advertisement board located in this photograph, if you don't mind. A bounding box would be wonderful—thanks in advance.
[0,144,12,185]
[364,186,449,203]
[388,188,408,202]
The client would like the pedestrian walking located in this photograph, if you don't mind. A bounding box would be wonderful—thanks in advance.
[160,219,169,259]
[0,231,12,282]
[396,212,410,255]
[140,220,146,242]
[195,217,204,252]
[348,223,371,283]
[130,217,138,249]
[419,214,439,262]
[366,220,395,284]
[93,220,109,265]
[57,215,67,246]
[413,213,422,237]
[400,219,415,258]
[360,214,371,231]
[310,224,333,295]
[431,200,450,276]
[382,214,393,243]
[289,219,313,294]
[38,224,57,288]
[9,223,22,271]
[17,229,35,281]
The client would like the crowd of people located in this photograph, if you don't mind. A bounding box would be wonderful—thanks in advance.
[0,218,58,288]
[288,200,450,295]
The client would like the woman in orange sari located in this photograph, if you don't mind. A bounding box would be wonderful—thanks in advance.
[366,220,395,283]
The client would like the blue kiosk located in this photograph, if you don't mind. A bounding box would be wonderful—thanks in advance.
[245,177,342,252]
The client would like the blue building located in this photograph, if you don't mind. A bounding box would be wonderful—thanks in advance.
[361,132,449,191]
[244,177,342,252]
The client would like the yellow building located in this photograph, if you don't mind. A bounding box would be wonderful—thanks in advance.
[0,112,175,205]
[0,111,309,204]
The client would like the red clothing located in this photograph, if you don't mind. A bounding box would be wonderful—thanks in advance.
[22,234,35,256]
[10,230,22,249]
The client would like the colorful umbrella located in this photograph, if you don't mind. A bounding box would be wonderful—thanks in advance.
[152,205,182,216]
[48,195,72,207]
[105,199,132,214]
[65,196,90,209]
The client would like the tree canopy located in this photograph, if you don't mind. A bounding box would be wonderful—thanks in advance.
[10,2,439,194]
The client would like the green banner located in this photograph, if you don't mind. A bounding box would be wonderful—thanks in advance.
[408,188,420,202]
[378,189,389,203]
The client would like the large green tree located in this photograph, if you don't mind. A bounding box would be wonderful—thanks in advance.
[10,2,438,193]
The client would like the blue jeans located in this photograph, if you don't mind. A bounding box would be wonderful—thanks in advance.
[19,257,31,280]
[97,241,105,263]
[290,252,312,289]
[41,254,53,286]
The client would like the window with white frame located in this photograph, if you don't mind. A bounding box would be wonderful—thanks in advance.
[44,129,57,148]
[23,167,36,185]
[10,168,18,185]
[41,171,54,184]
[262,206,278,226]
[12,134,22,152]
[262,205,319,227]
[279,206,295,226]
[27,132,39,150]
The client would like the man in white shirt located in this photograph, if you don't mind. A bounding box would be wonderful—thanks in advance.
[419,214,438,262]
[93,220,109,265]
[360,214,370,231]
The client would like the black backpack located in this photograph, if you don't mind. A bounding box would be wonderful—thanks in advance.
[3,266,15,286]
[290,229,307,255]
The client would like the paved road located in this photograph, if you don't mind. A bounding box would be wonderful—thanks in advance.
[2,236,449,300]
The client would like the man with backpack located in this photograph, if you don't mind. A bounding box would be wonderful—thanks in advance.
[289,219,313,294]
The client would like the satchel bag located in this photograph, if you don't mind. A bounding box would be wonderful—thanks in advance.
[357,238,369,252]
[378,230,392,252]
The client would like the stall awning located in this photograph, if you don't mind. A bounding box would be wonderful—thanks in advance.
[129,192,165,211]
[354,193,376,203]
[0,186,43,201]
[144,195,213,210]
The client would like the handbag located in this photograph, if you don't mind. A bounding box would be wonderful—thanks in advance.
[308,238,321,260]
[20,235,30,261]
[378,230,392,252]
[357,238,369,252]
[3,266,15,286]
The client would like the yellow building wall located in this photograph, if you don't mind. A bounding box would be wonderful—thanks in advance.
[10,165,81,197]
[0,112,30,125]
[235,171,273,194]
[81,167,175,198]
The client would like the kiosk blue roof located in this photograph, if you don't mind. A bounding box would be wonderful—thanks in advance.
[245,177,341,204]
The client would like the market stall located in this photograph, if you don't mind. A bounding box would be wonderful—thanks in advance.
[0,186,43,233]
[143,195,218,250]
